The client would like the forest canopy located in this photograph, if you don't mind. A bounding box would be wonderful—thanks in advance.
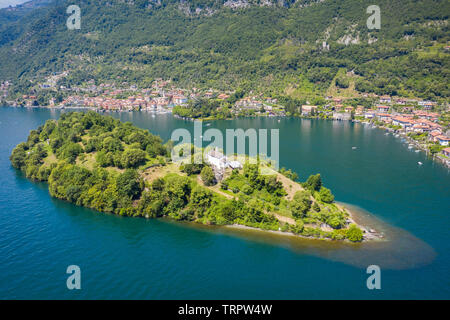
[0,0,448,101]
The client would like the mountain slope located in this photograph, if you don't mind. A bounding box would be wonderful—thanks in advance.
[0,0,449,100]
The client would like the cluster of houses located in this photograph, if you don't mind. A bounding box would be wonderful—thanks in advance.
[377,110,448,146]
[234,96,284,116]
[355,104,449,146]
[50,79,243,111]
[54,79,194,111]
[0,81,10,99]
[304,96,449,150]
[61,94,173,111]
[20,95,38,107]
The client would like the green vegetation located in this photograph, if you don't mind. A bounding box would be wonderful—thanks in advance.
[11,111,365,241]
[173,99,232,120]
[346,224,364,242]
[1,0,449,102]
[200,165,216,186]
[279,167,299,181]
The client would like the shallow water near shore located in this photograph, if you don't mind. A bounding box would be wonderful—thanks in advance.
[0,106,449,299]
[166,202,436,271]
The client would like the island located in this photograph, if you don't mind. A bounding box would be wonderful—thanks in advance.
[10,111,376,242]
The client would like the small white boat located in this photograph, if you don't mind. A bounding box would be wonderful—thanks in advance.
[352,147,357,150]
[418,162,423,165]
[415,150,420,153]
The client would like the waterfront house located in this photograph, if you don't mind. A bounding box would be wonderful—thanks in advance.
[436,135,450,146]
[173,95,188,105]
[334,104,344,111]
[377,113,392,122]
[412,124,430,133]
[430,130,442,142]
[443,147,450,157]
[392,116,414,128]
[345,106,354,113]
[301,105,317,116]
[355,106,364,115]
[333,112,352,120]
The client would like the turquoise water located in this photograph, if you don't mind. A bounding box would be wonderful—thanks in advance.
[0,107,448,299]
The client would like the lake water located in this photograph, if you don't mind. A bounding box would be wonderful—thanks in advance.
[0,107,448,299]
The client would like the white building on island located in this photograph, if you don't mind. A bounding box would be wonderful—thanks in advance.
[206,147,242,171]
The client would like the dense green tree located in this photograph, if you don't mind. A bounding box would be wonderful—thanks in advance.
[57,142,83,163]
[121,148,147,168]
[304,174,322,192]
[319,187,334,204]
[10,143,27,169]
[190,186,213,211]
[291,190,312,218]
[346,224,363,242]
[200,166,216,186]
[116,169,144,200]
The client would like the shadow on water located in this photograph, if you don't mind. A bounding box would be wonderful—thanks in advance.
[161,203,436,271]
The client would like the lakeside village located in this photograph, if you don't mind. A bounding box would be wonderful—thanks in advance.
[1,77,450,167]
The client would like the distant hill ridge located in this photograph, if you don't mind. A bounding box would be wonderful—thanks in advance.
[0,0,448,100]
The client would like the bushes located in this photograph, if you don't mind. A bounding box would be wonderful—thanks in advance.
[241,184,253,195]
[312,202,320,212]
[180,163,204,175]
[335,76,350,89]
[200,166,216,186]
[96,151,114,167]
[319,187,334,204]
[121,148,147,168]
[190,186,213,210]
[10,143,27,170]
[331,229,347,240]
[303,174,322,192]
[346,224,363,242]
[56,142,83,163]
[291,190,311,218]
[327,215,345,229]
[291,220,304,234]
[279,167,299,181]
[116,169,144,200]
